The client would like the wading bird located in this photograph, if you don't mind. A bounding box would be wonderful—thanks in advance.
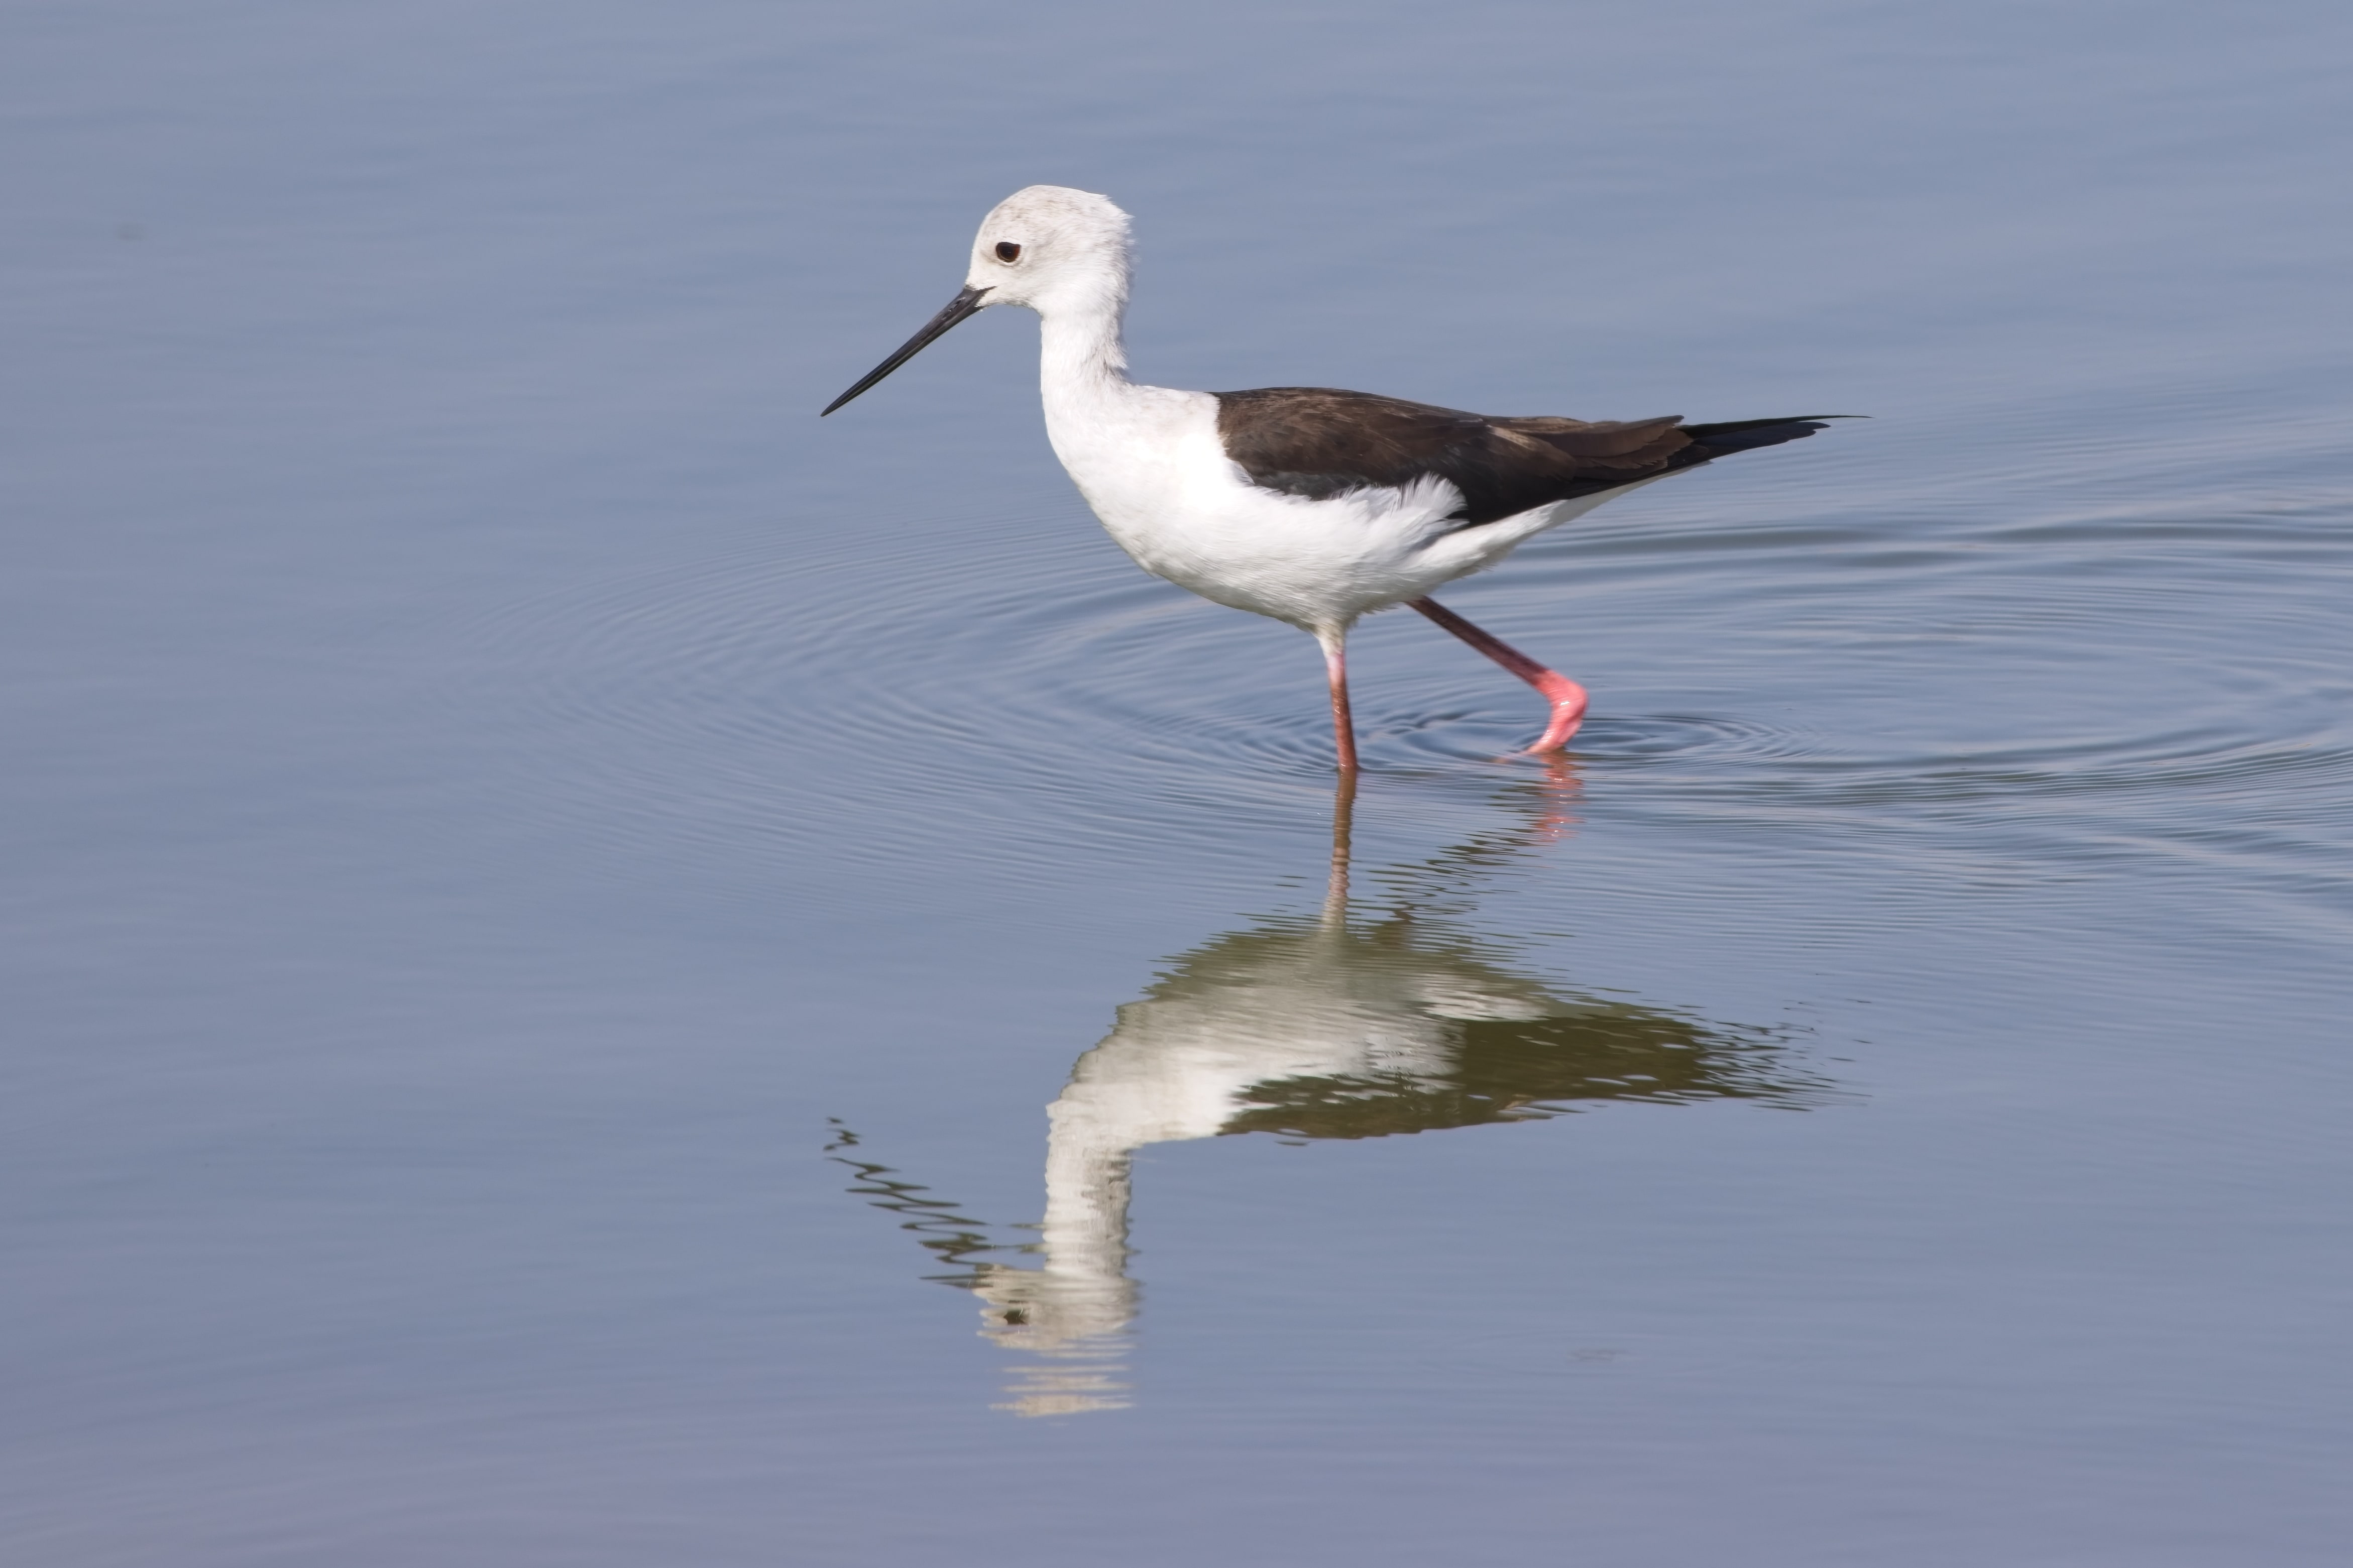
[824,186,1840,770]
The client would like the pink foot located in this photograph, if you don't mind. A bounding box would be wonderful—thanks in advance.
[1525,671,1588,752]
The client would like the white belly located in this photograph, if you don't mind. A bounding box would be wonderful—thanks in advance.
[1046,386,1653,633]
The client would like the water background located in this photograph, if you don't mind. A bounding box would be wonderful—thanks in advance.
[7,2,2351,1562]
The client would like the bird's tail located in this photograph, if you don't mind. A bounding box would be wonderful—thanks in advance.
[1681,415,1856,453]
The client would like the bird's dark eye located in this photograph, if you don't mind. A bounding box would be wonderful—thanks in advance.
[994,241,1022,263]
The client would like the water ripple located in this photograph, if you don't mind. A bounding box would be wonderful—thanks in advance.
[443,482,2353,930]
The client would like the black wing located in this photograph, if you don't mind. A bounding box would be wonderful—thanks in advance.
[1212,387,1835,527]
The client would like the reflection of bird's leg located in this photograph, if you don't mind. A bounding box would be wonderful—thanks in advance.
[1322,768,1357,929]
[1408,597,1587,751]
[1528,750,1584,844]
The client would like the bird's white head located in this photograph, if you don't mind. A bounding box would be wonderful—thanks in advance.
[964,185,1133,315]
[822,186,1133,416]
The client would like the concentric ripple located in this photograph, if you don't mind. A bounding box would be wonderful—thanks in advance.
[445,503,1361,900]
[442,469,2353,932]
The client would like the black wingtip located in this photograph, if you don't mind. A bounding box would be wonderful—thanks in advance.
[1682,414,1865,453]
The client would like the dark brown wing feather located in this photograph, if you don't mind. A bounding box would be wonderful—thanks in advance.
[1213,387,1834,528]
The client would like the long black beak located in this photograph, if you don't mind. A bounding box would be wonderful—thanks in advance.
[821,283,992,416]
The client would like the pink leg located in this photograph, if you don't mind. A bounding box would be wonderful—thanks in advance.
[1318,630,1360,773]
[1408,597,1587,752]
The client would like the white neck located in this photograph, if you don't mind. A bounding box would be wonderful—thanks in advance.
[1036,287,1137,418]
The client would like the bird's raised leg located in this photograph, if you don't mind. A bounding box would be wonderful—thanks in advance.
[1407,597,1588,752]
[1316,627,1360,773]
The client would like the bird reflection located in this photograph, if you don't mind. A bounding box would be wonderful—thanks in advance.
[830,765,1833,1416]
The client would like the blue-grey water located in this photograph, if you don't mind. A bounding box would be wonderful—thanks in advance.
[8,3,2351,1563]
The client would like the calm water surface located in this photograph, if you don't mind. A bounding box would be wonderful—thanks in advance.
[7,3,2352,1563]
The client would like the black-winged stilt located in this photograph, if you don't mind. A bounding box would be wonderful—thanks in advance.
[824,185,1842,771]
